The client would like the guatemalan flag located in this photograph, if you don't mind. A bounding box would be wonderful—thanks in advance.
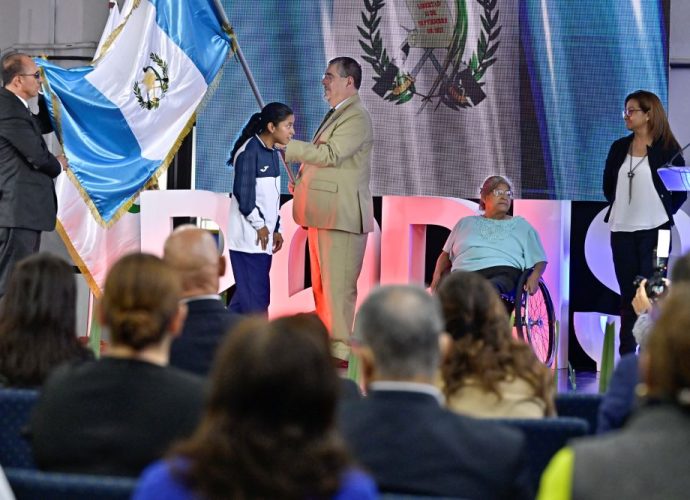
[38,0,232,226]
[35,0,232,295]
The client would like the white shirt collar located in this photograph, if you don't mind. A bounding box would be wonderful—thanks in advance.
[15,94,29,109]
[369,381,444,404]
[180,294,223,304]
[332,93,356,111]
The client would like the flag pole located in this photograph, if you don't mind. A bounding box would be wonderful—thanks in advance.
[211,1,296,184]
[211,0,264,108]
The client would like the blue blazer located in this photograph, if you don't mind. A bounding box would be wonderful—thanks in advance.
[597,353,640,433]
[170,298,240,377]
[339,389,532,499]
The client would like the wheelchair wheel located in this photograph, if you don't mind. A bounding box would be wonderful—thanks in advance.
[515,275,556,367]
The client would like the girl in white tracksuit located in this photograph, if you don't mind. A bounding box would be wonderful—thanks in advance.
[227,102,294,314]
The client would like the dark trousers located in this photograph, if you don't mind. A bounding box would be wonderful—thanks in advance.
[611,225,668,355]
[475,266,523,295]
[228,250,272,315]
[0,227,41,298]
[474,266,523,314]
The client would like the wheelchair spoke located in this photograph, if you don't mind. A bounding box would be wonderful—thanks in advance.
[515,273,556,367]
[524,286,554,366]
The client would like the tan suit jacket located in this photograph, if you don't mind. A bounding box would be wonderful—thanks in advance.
[286,94,374,234]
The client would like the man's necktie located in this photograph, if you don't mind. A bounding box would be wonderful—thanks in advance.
[314,108,335,138]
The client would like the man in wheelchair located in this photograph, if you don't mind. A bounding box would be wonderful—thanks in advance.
[430,175,547,300]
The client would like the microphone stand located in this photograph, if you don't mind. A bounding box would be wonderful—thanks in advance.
[658,142,690,191]
[661,141,690,168]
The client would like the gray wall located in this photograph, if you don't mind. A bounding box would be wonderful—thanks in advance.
[0,0,20,59]
[0,0,106,62]
[670,0,690,145]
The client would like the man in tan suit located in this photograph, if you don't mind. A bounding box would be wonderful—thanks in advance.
[285,57,374,365]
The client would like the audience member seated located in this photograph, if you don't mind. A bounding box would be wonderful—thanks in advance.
[597,250,690,433]
[339,285,532,499]
[30,253,205,477]
[0,254,92,387]
[437,271,555,418]
[163,226,240,376]
[275,312,361,400]
[538,284,690,499]
[430,174,547,303]
[133,316,377,499]
[596,353,639,434]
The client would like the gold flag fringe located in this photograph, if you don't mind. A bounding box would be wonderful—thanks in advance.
[91,0,142,65]
[55,220,103,298]
[44,0,233,293]
[103,110,198,228]
[55,105,197,294]
[198,56,230,114]
[41,68,200,228]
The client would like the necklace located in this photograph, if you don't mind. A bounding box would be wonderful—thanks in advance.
[627,143,648,204]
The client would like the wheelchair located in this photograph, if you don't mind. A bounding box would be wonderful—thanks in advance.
[501,269,557,367]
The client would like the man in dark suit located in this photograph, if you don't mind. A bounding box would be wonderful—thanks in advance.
[163,226,239,376]
[339,285,532,499]
[0,53,67,298]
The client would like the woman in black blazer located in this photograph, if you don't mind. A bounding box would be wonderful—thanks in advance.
[603,90,686,354]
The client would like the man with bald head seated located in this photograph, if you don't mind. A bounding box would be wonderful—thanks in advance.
[163,226,239,376]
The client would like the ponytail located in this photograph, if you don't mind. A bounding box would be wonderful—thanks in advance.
[227,102,294,166]
[228,112,263,166]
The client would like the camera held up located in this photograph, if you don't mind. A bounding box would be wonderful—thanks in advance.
[633,230,671,300]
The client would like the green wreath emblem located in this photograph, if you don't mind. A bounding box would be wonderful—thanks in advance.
[133,52,169,110]
[358,0,501,110]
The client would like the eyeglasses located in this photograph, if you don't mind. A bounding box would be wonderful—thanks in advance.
[322,72,349,82]
[492,189,513,198]
[622,108,643,118]
[19,71,41,79]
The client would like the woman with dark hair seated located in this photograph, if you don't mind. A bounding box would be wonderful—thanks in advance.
[0,253,92,387]
[275,312,362,400]
[431,175,547,301]
[438,271,555,418]
[30,253,204,477]
[133,315,377,499]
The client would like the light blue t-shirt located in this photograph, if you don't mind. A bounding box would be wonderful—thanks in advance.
[443,215,547,272]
